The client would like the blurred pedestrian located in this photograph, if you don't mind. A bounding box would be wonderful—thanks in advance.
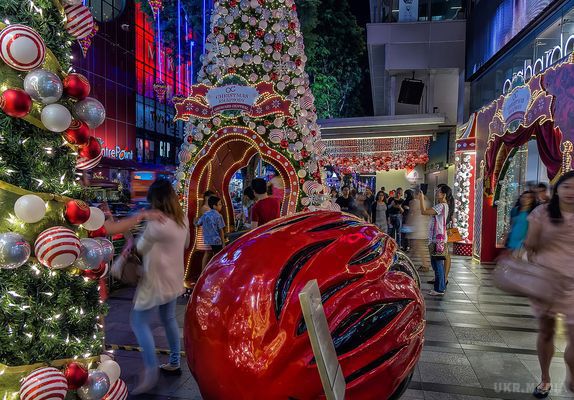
[505,190,536,252]
[534,182,551,205]
[408,188,431,272]
[195,196,226,258]
[388,188,405,248]
[336,185,355,212]
[401,189,415,251]
[131,179,190,394]
[354,193,371,221]
[523,171,574,398]
[364,187,375,219]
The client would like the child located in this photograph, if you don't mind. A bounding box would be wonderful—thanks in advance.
[195,196,226,264]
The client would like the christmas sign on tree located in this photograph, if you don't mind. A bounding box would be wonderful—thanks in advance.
[174,0,327,211]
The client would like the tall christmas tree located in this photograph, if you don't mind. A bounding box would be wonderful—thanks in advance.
[0,0,110,396]
[174,0,327,209]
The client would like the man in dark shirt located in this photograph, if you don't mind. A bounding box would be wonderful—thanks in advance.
[387,188,404,247]
[336,185,355,212]
[251,178,281,228]
[364,187,375,219]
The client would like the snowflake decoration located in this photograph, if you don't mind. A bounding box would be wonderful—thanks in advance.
[274,59,290,76]
[253,38,263,52]
[275,31,286,44]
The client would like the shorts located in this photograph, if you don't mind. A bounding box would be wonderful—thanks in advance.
[211,245,223,254]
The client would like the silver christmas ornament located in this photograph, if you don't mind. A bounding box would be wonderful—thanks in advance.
[73,97,106,129]
[23,69,63,104]
[75,238,104,271]
[95,238,114,263]
[77,370,110,400]
[0,233,30,269]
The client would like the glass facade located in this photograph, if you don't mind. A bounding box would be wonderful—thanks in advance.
[469,0,574,112]
[369,0,465,23]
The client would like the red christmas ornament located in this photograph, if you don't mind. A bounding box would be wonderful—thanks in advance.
[186,135,194,143]
[270,72,278,81]
[79,136,102,160]
[256,29,265,38]
[280,139,288,148]
[63,73,91,100]
[228,32,236,41]
[299,178,305,184]
[287,118,296,127]
[83,262,109,280]
[227,67,236,74]
[213,27,219,34]
[64,200,91,225]
[229,0,237,6]
[289,21,296,30]
[88,225,107,238]
[263,120,271,126]
[273,43,283,51]
[291,4,297,10]
[0,88,32,118]
[64,362,89,390]
[64,120,90,145]
[258,0,265,4]
[295,59,302,67]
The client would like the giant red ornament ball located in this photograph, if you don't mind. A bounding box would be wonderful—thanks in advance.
[64,362,89,390]
[64,119,91,145]
[185,212,424,400]
[83,262,109,280]
[79,136,102,160]
[88,225,107,238]
[63,73,91,100]
[64,199,91,225]
[0,88,32,118]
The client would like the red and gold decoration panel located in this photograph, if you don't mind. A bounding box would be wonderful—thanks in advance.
[323,136,431,174]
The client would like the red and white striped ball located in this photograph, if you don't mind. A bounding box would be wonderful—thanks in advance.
[20,367,68,400]
[314,140,326,155]
[302,180,321,195]
[34,226,81,269]
[102,379,128,400]
[76,152,103,171]
[0,24,46,71]
[64,4,94,39]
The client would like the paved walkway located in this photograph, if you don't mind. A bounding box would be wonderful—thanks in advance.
[105,256,573,399]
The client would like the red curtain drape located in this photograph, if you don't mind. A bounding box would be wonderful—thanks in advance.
[485,120,562,184]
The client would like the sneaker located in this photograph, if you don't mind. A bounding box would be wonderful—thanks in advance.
[533,383,551,398]
[428,290,445,296]
[159,363,182,375]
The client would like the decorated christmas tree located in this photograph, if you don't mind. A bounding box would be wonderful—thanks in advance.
[174,0,327,210]
[0,0,121,397]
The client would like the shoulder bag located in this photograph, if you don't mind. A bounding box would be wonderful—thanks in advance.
[110,233,142,286]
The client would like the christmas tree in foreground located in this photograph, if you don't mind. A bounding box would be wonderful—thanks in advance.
[174,0,327,210]
[0,1,121,398]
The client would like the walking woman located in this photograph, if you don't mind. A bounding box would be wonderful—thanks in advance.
[505,190,536,252]
[523,172,574,398]
[419,185,452,296]
[371,191,389,232]
[131,179,190,394]
[408,188,431,272]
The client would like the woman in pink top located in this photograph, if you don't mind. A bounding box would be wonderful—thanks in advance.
[524,171,574,398]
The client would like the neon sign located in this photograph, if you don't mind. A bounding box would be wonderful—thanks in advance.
[101,146,134,160]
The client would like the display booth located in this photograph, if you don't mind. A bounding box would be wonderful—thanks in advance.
[456,55,574,262]
[174,75,325,285]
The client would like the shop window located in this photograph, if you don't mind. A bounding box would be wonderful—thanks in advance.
[136,138,144,163]
[87,0,126,23]
[144,139,155,163]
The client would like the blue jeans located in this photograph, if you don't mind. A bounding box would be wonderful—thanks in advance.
[131,298,180,369]
[389,215,402,248]
[431,257,446,293]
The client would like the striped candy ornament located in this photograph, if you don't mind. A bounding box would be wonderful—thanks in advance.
[76,152,103,171]
[302,180,322,196]
[0,24,46,71]
[20,367,68,400]
[268,129,284,144]
[102,379,128,400]
[34,226,81,269]
[64,4,94,39]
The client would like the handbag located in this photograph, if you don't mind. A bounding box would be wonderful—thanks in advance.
[428,240,447,260]
[110,235,142,286]
[493,254,563,304]
[447,227,463,243]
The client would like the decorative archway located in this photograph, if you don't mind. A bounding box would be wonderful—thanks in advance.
[182,127,300,284]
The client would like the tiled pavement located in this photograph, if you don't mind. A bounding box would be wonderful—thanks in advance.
[105,256,573,399]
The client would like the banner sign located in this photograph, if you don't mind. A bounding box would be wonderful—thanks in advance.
[174,77,292,121]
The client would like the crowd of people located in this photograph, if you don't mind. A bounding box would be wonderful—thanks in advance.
[331,183,455,296]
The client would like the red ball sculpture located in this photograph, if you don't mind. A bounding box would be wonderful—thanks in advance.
[64,199,91,225]
[64,120,91,145]
[63,73,91,100]
[185,211,425,400]
[79,136,102,160]
[64,362,88,390]
[0,88,32,118]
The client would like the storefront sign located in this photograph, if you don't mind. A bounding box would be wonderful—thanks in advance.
[504,31,574,94]
[206,85,260,113]
[102,145,134,160]
[399,0,418,22]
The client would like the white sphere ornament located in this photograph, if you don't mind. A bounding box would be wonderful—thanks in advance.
[0,25,46,71]
[14,194,46,223]
[83,207,105,231]
[41,104,72,132]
